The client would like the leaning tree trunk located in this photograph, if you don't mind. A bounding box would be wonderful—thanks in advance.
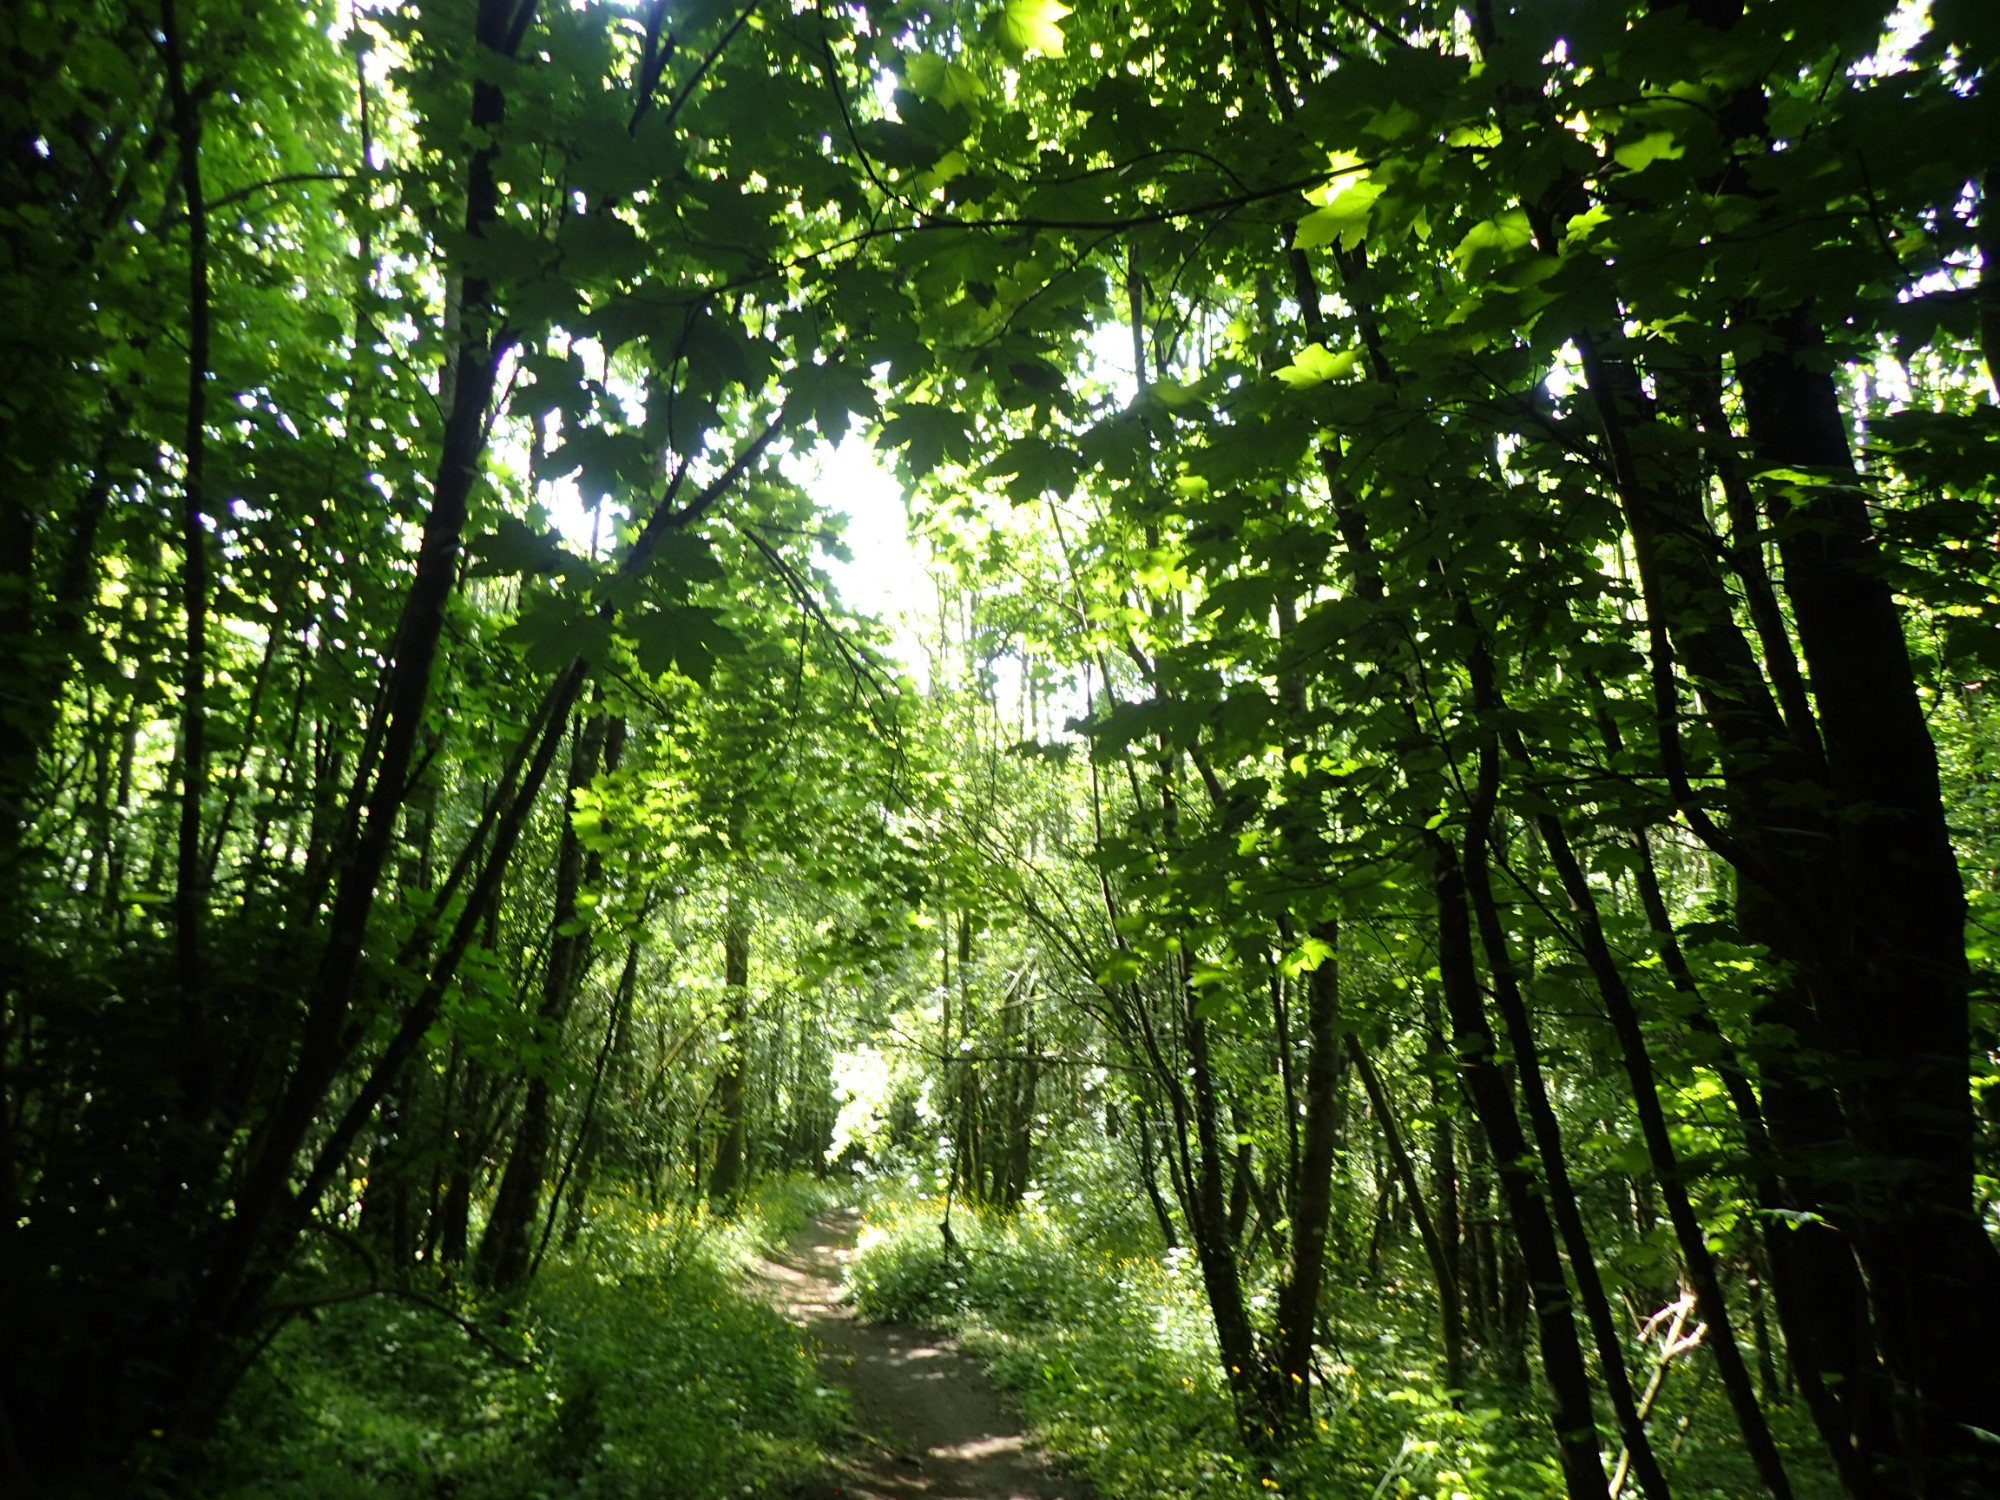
[476,707,608,1292]
[1429,829,1609,1500]
[1352,1039,1467,1402]
[1526,776,1791,1499]
[1462,814,1672,1500]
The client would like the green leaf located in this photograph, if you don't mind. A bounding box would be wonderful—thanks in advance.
[1296,182,1384,252]
[882,403,972,473]
[1363,102,1423,139]
[469,516,571,578]
[1193,992,1253,1031]
[1453,209,1535,277]
[1613,130,1685,173]
[557,211,648,283]
[552,426,653,502]
[1098,952,1145,986]
[905,53,987,112]
[1281,935,1334,978]
[999,0,1070,59]
[1275,342,1361,389]
[641,529,726,588]
[624,604,740,685]
[789,359,879,441]
[502,594,613,673]
[989,434,1079,501]
[680,313,775,396]
[1563,205,1612,246]
[515,351,591,423]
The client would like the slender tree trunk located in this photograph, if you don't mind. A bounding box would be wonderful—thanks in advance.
[1353,1040,1467,1401]
[708,895,751,1204]
[540,932,642,1272]
[1527,785,1791,1498]
[162,0,211,1015]
[201,657,584,1386]
[1601,704,1879,1492]
[1429,830,1609,1500]
[1177,947,1269,1450]
[196,0,538,1352]
[1449,628,1669,1498]
[1133,1101,1180,1248]
[1573,325,1900,1492]
[478,705,608,1290]
[1267,921,1343,1427]
[1468,1136,1499,1349]
[1463,831,1671,1500]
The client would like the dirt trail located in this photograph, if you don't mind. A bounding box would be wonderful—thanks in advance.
[749,1207,1090,1500]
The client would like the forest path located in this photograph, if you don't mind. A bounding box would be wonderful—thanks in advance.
[748,1206,1090,1500]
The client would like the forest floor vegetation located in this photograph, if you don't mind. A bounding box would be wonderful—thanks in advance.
[193,1173,1842,1500]
[845,1191,1542,1500]
[204,1178,845,1499]
[747,1203,1085,1499]
[840,1176,1838,1500]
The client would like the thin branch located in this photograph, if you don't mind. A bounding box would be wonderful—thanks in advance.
[260,1282,534,1369]
[660,0,761,131]
[208,169,360,214]
[651,404,788,537]
[738,523,898,712]
[815,6,917,216]
[628,0,676,132]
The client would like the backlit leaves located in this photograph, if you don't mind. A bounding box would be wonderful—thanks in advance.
[998,0,1071,59]
[1275,343,1361,389]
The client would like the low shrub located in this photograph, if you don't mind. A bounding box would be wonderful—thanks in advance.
[847,1196,1250,1499]
[205,1178,843,1499]
[843,1197,1638,1500]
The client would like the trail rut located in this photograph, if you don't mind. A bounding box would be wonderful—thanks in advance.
[749,1207,1091,1500]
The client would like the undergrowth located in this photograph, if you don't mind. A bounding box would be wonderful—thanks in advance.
[845,1178,1835,1500]
[204,1177,844,1499]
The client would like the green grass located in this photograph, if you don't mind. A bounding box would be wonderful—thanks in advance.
[200,1170,1841,1500]
[842,1189,1833,1500]
[205,1179,845,1500]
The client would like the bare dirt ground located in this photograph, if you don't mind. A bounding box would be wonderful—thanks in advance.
[748,1206,1093,1500]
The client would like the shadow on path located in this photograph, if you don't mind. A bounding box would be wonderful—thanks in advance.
[748,1207,1091,1500]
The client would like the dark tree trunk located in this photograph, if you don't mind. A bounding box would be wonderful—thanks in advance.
[476,708,606,1292]
[1635,6,2000,1484]
[1464,838,1670,1500]
[1267,921,1343,1428]
[1429,831,1609,1500]
[191,0,534,1358]
[707,898,751,1204]
[1353,1040,1467,1401]
[556,932,643,1252]
[1529,791,1790,1498]
[1176,949,1270,1451]
[1732,314,2000,1496]
[1133,1102,1180,1248]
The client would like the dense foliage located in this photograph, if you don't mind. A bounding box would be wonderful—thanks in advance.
[210,1181,844,1499]
[3,0,1997,1496]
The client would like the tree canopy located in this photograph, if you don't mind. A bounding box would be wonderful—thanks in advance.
[2,0,1997,1496]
